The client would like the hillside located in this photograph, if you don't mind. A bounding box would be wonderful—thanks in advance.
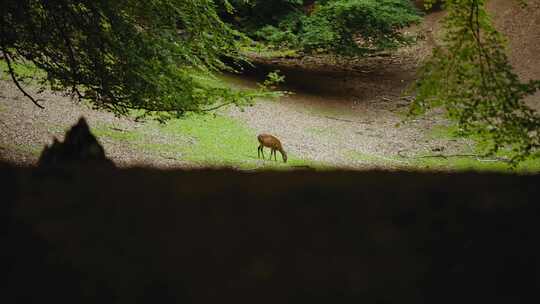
[489,0,540,84]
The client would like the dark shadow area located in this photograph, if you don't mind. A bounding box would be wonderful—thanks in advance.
[2,162,539,303]
[37,117,114,168]
[413,0,444,12]
[231,56,416,101]
[0,163,115,303]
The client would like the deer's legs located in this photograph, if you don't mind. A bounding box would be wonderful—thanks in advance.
[258,145,265,159]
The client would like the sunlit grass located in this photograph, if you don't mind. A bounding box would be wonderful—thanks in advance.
[0,59,45,83]
[147,113,320,169]
[92,112,321,170]
[92,126,143,142]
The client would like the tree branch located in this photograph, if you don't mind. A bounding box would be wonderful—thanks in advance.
[1,48,44,109]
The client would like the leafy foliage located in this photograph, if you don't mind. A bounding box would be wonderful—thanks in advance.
[411,0,540,163]
[0,0,270,117]
[305,0,422,53]
[219,0,421,55]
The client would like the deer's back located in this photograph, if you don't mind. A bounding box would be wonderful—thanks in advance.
[257,134,282,149]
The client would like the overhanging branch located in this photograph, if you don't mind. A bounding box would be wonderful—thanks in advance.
[1,48,44,109]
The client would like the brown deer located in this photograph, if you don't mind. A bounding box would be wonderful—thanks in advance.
[257,134,287,163]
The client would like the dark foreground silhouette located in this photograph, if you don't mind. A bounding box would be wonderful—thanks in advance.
[37,117,114,167]
[1,162,539,304]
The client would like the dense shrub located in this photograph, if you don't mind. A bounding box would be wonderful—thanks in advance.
[220,0,421,54]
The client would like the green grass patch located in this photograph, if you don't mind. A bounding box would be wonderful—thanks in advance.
[155,113,257,166]
[428,123,462,140]
[91,113,322,170]
[403,154,539,173]
[409,156,511,172]
[403,153,540,173]
[147,113,316,169]
[139,142,183,155]
[0,59,45,83]
[347,148,540,173]
[92,126,143,142]
[513,154,540,173]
